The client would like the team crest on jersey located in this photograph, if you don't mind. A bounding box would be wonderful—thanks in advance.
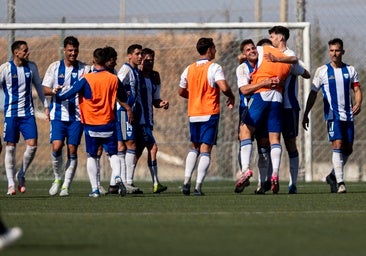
[25,72,31,78]
[72,72,78,79]
[343,74,349,79]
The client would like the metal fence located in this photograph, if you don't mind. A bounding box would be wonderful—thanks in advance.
[0,0,365,184]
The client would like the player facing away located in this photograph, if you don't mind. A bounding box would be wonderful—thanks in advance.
[57,48,128,197]
[43,36,90,197]
[302,38,362,193]
[179,37,235,196]
[0,40,48,195]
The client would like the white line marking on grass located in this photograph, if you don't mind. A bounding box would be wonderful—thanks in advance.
[8,210,366,216]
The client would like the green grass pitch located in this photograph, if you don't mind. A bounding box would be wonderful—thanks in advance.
[0,180,365,256]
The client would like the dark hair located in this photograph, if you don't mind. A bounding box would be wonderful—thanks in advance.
[104,46,118,60]
[196,37,215,55]
[142,48,155,58]
[63,36,79,48]
[93,48,107,66]
[328,38,343,49]
[127,44,142,55]
[268,26,290,41]
[11,40,27,53]
[256,38,272,46]
[239,39,255,52]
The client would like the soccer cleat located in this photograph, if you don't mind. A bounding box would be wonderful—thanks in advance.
[264,180,272,192]
[326,173,338,193]
[337,183,347,193]
[108,185,119,194]
[98,185,108,196]
[234,169,253,193]
[6,186,16,196]
[153,183,168,194]
[59,187,69,197]
[254,185,266,195]
[0,227,22,250]
[88,189,100,198]
[288,184,297,194]
[17,176,26,193]
[49,180,62,196]
[125,184,143,194]
[182,183,191,196]
[193,189,205,196]
[271,176,280,194]
[115,176,127,197]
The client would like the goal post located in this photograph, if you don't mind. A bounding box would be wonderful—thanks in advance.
[0,22,313,181]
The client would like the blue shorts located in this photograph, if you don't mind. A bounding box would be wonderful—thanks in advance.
[50,120,83,145]
[327,120,354,142]
[244,93,282,133]
[119,110,136,141]
[282,108,299,139]
[136,125,156,146]
[4,116,37,143]
[84,123,118,157]
[189,114,219,145]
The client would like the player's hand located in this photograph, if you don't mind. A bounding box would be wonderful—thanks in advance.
[264,52,277,62]
[160,100,169,110]
[45,107,50,121]
[127,109,134,124]
[352,103,361,116]
[226,97,234,109]
[302,115,309,131]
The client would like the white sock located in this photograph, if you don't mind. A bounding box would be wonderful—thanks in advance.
[118,151,126,183]
[195,152,210,190]
[109,154,121,186]
[62,155,77,188]
[87,156,98,191]
[5,145,16,187]
[19,145,37,177]
[288,150,299,186]
[51,151,63,181]
[240,139,252,172]
[184,149,198,184]
[125,149,136,185]
[270,144,282,177]
[332,150,343,183]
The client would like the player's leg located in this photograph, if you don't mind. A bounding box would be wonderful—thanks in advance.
[60,121,83,196]
[49,120,66,195]
[17,116,38,193]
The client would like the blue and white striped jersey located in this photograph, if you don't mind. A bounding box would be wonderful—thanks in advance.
[43,60,90,121]
[236,60,255,114]
[0,60,47,117]
[139,76,160,126]
[117,63,143,123]
[312,62,360,121]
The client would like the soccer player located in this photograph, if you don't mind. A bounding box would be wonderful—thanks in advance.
[43,36,90,197]
[135,48,169,193]
[302,38,362,193]
[116,44,144,194]
[0,40,48,195]
[179,37,235,196]
[268,26,311,194]
[57,47,127,197]
[234,40,291,194]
